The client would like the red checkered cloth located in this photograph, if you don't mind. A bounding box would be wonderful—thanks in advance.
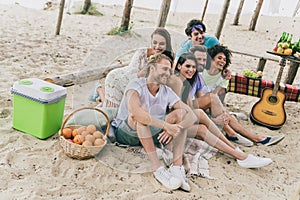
[226,73,300,102]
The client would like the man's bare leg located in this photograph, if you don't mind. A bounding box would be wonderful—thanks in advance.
[136,123,161,171]
[187,125,246,160]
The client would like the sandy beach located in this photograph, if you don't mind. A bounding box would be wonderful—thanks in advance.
[0,2,300,199]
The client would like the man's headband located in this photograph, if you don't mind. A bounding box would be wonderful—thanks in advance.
[191,24,204,33]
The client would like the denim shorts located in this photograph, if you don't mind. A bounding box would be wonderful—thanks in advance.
[115,119,164,146]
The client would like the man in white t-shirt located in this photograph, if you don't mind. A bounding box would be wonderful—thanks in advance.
[113,53,197,192]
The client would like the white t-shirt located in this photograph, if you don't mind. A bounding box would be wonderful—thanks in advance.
[113,77,180,127]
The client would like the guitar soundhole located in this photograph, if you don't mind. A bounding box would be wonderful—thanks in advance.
[268,96,278,104]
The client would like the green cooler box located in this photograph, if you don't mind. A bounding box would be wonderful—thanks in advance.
[11,78,67,139]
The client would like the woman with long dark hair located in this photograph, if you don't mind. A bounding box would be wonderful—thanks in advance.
[168,52,273,169]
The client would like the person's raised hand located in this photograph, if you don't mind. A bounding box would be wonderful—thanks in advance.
[163,122,183,138]
[222,68,232,80]
[157,131,173,144]
[212,112,229,126]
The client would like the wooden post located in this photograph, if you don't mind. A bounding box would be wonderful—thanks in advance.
[285,61,299,84]
[215,0,231,40]
[232,0,245,25]
[293,0,300,17]
[200,0,209,22]
[257,58,266,72]
[249,0,264,31]
[82,0,91,14]
[120,0,134,31]
[55,0,65,35]
[157,0,171,27]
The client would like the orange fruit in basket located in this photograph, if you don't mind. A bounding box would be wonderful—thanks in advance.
[77,126,86,134]
[73,135,84,145]
[82,140,93,146]
[62,128,72,139]
[93,131,103,139]
[72,129,79,138]
[85,134,96,144]
[86,124,97,133]
[81,130,90,138]
[94,138,105,146]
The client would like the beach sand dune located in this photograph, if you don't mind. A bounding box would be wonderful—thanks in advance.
[0,2,300,199]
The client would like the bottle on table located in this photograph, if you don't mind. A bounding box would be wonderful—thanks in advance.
[287,34,293,48]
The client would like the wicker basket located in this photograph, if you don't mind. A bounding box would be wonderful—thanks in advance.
[59,107,110,159]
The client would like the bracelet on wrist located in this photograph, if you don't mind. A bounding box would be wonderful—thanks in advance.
[162,121,166,130]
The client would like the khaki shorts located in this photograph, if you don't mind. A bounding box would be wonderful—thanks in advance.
[115,119,164,146]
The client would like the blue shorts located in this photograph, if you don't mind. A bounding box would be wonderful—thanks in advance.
[115,119,164,146]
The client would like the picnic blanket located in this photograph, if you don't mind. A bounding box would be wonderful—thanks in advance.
[226,73,300,102]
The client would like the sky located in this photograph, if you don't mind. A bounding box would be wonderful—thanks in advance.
[0,0,299,17]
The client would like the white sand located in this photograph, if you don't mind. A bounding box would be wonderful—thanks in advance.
[1,2,300,199]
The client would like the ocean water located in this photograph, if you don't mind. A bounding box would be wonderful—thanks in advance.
[0,0,299,17]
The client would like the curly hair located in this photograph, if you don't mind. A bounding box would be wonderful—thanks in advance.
[184,19,206,36]
[206,44,232,70]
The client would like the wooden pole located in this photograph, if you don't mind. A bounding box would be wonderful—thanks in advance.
[120,0,134,31]
[285,61,299,84]
[82,0,91,14]
[249,0,264,31]
[232,0,245,25]
[293,0,300,17]
[55,0,65,35]
[200,0,209,22]
[215,0,231,40]
[157,0,171,27]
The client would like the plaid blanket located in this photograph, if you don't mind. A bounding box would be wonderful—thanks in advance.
[226,73,300,102]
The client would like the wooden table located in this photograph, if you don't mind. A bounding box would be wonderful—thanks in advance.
[267,51,300,84]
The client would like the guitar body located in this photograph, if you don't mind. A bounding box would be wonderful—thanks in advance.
[250,88,286,130]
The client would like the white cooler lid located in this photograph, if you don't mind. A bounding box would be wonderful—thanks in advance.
[11,78,67,103]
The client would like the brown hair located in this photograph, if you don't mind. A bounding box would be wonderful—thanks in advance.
[145,53,172,77]
[151,27,173,53]
[190,45,207,54]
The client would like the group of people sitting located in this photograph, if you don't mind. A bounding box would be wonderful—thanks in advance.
[89,19,285,191]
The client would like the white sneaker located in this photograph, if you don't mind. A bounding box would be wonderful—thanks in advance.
[237,154,272,168]
[236,146,243,153]
[226,134,254,147]
[256,134,285,146]
[169,165,191,192]
[153,166,181,190]
[222,146,243,159]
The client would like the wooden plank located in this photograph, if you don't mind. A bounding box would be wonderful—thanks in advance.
[45,63,127,87]
[230,49,279,62]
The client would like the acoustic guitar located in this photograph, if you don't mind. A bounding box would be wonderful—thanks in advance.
[250,58,287,130]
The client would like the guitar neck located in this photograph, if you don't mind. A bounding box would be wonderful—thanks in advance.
[272,58,286,96]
